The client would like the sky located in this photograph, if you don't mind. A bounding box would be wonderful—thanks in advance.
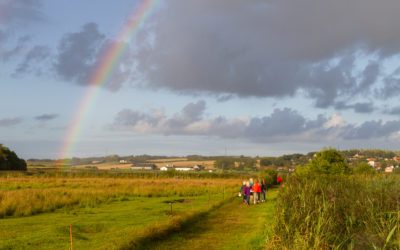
[1,0,400,159]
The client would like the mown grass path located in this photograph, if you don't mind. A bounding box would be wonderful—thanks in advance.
[139,189,278,250]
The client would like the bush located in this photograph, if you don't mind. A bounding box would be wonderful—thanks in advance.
[0,144,26,171]
[297,148,350,176]
[353,162,376,175]
[259,168,277,186]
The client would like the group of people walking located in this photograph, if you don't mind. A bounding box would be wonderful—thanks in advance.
[239,178,267,205]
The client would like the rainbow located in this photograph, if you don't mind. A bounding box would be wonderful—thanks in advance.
[58,0,160,165]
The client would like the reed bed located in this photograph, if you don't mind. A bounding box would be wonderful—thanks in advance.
[0,177,240,218]
[269,174,400,249]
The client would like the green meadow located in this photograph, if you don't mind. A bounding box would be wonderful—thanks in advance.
[4,148,400,249]
[0,173,278,249]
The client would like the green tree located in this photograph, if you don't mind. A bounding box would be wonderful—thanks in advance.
[353,162,376,175]
[302,148,350,175]
[260,157,274,166]
[237,158,256,170]
[0,144,27,171]
[214,158,235,170]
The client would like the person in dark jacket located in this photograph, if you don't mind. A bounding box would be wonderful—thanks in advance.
[261,179,267,202]
[243,182,251,205]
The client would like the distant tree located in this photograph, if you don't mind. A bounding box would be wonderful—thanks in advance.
[214,158,235,170]
[237,158,257,171]
[297,148,350,176]
[353,162,376,175]
[0,144,27,171]
[260,157,274,166]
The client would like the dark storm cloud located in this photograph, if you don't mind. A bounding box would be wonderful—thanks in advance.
[113,101,327,141]
[377,67,400,99]
[334,101,374,114]
[53,23,106,85]
[0,117,22,127]
[34,113,58,121]
[341,120,400,140]
[135,0,400,108]
[353,102,374,113]
[113,100,247,137]
[385,106,400,115]
[53,23,134,91]
[245,108,311,138]
[113,101,400,142]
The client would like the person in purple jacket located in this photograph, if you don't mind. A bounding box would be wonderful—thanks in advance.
[243,182,251,205]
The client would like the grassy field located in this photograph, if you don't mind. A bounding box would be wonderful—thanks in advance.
[0,176,239,218]
[0,174,258,249]
[136,189,278,249]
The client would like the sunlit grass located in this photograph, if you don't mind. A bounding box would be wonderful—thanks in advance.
[269,174,400,249]
[0,176,241,249]
[0,176,240,218]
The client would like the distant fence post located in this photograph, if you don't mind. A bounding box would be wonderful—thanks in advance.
[223,187,225,200]
[70,224,73,250]
[170,202,173,217]
[208,189,210,207]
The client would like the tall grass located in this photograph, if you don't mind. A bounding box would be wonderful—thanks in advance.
[0,177,240,218]
[269,174,400,249]
[0,169,253,179]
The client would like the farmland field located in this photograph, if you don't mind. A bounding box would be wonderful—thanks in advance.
[0,172,276,249]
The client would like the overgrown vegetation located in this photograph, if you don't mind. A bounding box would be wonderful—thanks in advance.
[0,144,26,171]
[268,148,400,249]
[269,175,400,249]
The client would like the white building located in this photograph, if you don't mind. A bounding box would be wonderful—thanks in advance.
[385,166,394,173]
[160,164,174,171]
[367,158,375,167]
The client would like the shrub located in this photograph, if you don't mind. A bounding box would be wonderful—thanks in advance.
[259,168,277,186]
[353,162,376,175]
[297,148,350,176]
[0,144,26,171]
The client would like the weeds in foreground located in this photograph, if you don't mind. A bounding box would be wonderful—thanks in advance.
[269,175,400,249]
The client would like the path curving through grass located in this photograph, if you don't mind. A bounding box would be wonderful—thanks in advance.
[135,189,278,250]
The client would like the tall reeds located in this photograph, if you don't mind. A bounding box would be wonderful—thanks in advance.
[269,174,400,249]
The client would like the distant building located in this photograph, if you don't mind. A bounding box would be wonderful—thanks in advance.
[393,157,400,162]
[160,164,175,171]
[385,166,394,173]
[130,164,158,170]
[193,165,205,171]
[276,167,285,172]
[175,167,195,171]
[367,158,375,167]
[119,160,128,164]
